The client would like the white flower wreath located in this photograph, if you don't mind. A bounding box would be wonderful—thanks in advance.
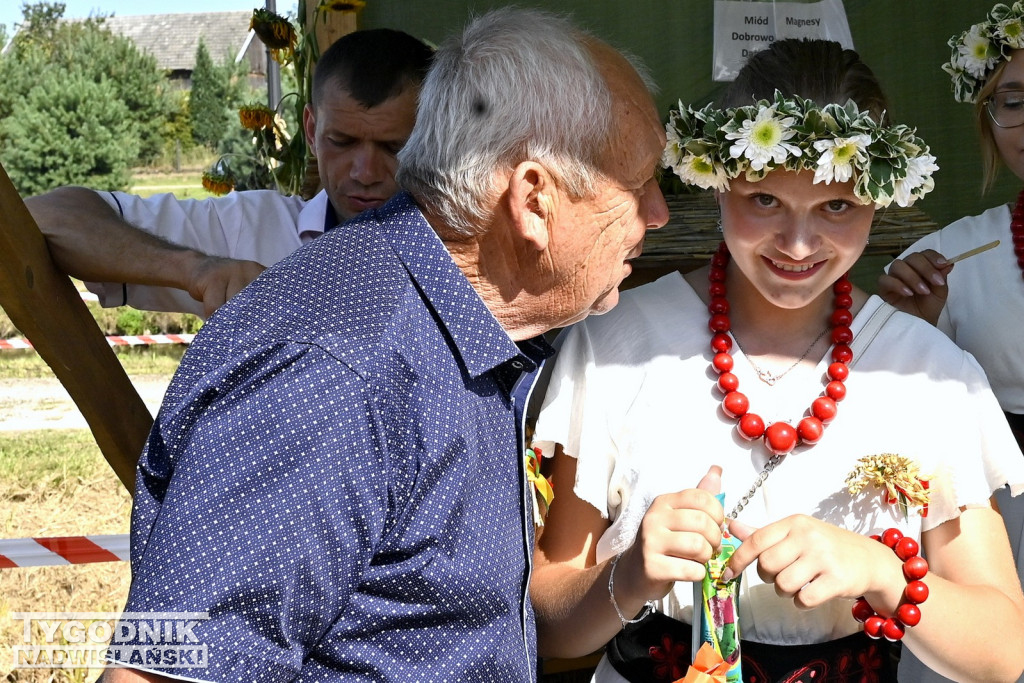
[663,91,938,208]
[943,2,1024,104]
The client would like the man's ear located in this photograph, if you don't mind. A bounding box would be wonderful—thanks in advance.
[303,103,317,155]
[508,161,556,252]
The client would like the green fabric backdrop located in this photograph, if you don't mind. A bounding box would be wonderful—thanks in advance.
[359,0,1011,231]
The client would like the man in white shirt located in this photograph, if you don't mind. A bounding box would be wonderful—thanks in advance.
[26,28,433,318]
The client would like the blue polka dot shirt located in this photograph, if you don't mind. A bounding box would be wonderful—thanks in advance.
[115,193,552,681]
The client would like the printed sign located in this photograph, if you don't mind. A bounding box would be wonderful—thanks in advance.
[713,0,854,81]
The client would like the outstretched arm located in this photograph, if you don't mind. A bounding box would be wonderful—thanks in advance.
[531,447,724,658]
[26,186,265,317]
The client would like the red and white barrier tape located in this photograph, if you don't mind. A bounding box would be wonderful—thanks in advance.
[0,534,129,568]
[0,333,194,351]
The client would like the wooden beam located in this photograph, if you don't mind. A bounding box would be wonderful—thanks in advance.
[0,164,152,492]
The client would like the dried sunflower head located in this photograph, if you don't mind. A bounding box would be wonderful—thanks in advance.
[250,8,297,62]
[201,170,235,196]
[238,103,276,131]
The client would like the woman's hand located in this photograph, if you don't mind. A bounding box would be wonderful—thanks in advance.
[724,515,899,609]
[617,465,727,603]
[877,250,952,326]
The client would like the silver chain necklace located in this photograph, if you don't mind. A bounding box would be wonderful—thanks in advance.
[727,453,785,519]
[731,326,829,386]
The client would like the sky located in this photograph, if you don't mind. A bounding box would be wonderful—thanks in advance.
[1,1,298,34]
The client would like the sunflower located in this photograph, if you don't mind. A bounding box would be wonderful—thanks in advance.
[238,104,276,132]
[250,8,297,63]
[201,171,235,196]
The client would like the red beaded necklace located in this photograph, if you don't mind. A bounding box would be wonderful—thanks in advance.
[1010,188,1024,280]
[708,241,854,456]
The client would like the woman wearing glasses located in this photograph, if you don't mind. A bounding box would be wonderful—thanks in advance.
[879,0,1024,637]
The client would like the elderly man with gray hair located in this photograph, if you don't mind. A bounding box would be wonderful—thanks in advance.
[100,7,668,682]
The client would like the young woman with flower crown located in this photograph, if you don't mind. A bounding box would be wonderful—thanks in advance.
[530,38,1024,682]
[880,1,1024,631]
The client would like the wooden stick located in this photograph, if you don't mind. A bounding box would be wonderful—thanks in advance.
[0,163,151,492]
[947,239,1000,264]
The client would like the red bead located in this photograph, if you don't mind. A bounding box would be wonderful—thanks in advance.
[717,241,729,254]
[864,615,885,639]
[880,528,904,548]
[895,603,922,627]
[852,597,875,623]
[711,252,729,268]
[831,326,853,345]
[738,413,766,439]
[1015,244,1024,256]
[797,416,824,444]
[709,266,727,282]
[709,281,726,297]
[764,422,798,455]
[1018,256,1024,269]
[825,380,847,402]
[830,308,854,326]
[709,313,731,333]
[722,391,749,418]
[833,277,853,294]
[709,297,730,315]
[894,536,920,561]
[811,396,838,423]
[712,352,734,374]
[834,293,854,309]
[711,332,733,353]
[903,556,929,581]
[718,372,740,393]
[827,362,849,382]
[904,580,929,604]
[1014,232,1024,246]
[882,617,906,642]
[832,344,853,364]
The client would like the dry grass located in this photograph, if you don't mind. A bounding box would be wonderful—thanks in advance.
[1,431,133,682]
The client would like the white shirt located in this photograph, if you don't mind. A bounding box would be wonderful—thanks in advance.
[534,273,1024,656]
[87,189,330,316]
[895,203,1024,413]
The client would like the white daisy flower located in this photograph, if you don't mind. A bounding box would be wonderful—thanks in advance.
[891,153,939,208]
[674,153,730,192]
[725,107,801,171]
[958,24,998,78]
[812,134,871,184]
[997,16,1024,48]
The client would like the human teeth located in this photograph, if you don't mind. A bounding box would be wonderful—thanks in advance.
[772,260,814,272]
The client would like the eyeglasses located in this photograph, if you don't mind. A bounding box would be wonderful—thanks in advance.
[986,90,1024,128]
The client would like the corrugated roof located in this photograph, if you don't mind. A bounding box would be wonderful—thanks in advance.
[99,11,265,74]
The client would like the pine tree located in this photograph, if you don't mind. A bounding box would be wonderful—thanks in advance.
[189,39,229,149]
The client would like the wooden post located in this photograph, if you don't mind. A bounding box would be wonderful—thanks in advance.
[0,164,151,492]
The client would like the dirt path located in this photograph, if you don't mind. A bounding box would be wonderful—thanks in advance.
[0,376,171,431]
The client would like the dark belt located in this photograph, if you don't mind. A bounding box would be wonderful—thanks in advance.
[606,610,898,682]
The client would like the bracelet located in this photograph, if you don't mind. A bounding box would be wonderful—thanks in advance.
[608,552,656,628]
[852,528,929,641]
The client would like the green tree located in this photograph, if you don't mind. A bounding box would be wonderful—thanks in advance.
[190,39,229,149]
[0,2,169,187]
[0,70,139,194]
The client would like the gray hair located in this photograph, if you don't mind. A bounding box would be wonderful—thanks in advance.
[396,7,615,236]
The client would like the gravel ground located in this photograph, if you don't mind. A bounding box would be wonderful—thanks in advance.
[0,376,171,431]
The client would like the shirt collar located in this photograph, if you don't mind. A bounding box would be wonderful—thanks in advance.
[370,192,531,379]
[297,190,332,241]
